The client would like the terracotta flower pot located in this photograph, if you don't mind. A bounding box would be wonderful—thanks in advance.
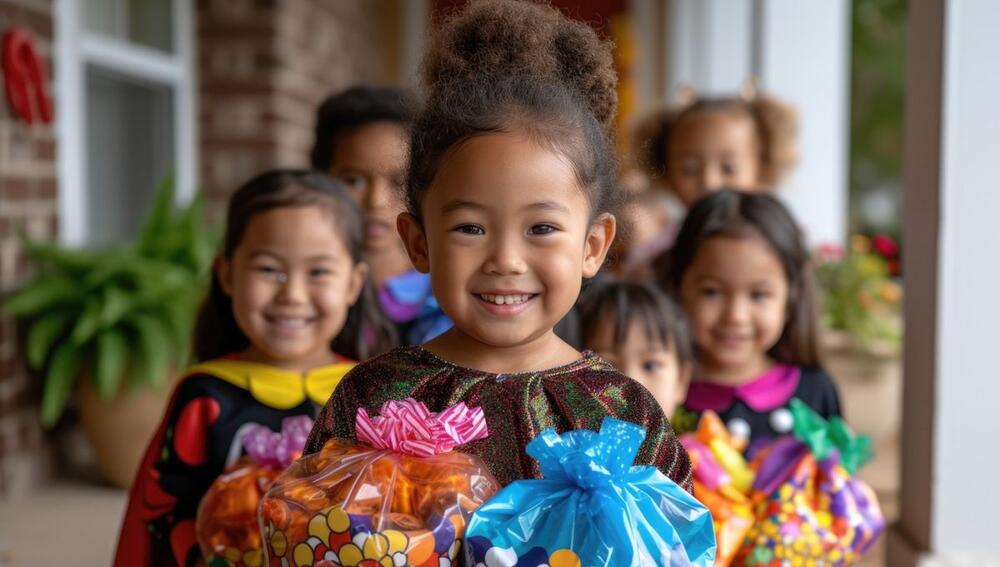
[821,330,902,443]
[78,373,176,488]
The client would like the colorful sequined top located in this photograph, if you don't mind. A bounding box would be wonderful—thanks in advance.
[114,357,353,567]
[305,346,693,491]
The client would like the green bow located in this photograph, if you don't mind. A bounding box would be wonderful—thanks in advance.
[790,398,873,474]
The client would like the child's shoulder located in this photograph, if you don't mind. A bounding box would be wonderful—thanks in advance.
[796,365,839,392]
[794,365,842,418]
[343,346,429,375]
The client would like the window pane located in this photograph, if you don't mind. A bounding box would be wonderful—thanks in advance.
[85,67,174,245]
[85,0,174,53]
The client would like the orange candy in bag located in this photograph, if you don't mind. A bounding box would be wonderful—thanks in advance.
[259,399,499,567]
[196,415,313,566]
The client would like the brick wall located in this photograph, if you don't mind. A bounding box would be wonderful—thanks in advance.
[199,0,395,210]
[0,0,58,495]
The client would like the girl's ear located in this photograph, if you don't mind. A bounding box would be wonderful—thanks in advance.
[347,261,369,306]
[582,213,617,278]
[215,256,234,296]
[397,212,431,273]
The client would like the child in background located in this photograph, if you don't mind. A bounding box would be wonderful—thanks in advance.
[115,170,394,567]
[612,188,682,277]
[636,90,798,208]
[305,0,692,490]
[578,277,693,417]
[311,86,451,344]
[664,190,841,451]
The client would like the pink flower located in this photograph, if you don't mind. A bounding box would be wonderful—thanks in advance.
[816,243,845,263]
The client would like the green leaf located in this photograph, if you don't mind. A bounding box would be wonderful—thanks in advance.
[2,277,80,317]
[40,342,82,427]
[99,286,133,328]
[26,310,74,370]
[129,313,170,390]
[19,237,98,274]
[135,173,176,256]
[82,253,131,288]
[71,295,104,345]
[93,329,127,399]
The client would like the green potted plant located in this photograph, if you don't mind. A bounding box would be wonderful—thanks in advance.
[814,234,902,443]
[2,178,217,486]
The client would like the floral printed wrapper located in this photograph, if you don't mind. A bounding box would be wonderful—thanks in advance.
[464,417,716,567]
[736,401,885,566]
[196,415,314,567]
[259,399,499,567]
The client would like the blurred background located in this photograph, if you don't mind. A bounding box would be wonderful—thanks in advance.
[1,1,996,565]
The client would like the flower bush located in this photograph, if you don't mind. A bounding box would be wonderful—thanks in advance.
[814,234,902,346]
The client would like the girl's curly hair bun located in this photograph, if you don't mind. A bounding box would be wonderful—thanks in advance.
[422,0,618,132]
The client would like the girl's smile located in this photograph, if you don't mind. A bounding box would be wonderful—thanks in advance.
[474,291,539,316]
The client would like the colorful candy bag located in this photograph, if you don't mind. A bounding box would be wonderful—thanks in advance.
[679,411,754,567]
[736,400,885,566]
[464,417,716,567]
[196,415,313,567]
[259,399,499,567]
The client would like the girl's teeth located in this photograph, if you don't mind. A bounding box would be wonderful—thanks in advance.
[480,294,531,305]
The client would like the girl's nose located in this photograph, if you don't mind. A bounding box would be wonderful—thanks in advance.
[275,273,308,304]
[483,238,528,275]
[364,176,392,211]
[723,295,751,324]
[700,167,723,193]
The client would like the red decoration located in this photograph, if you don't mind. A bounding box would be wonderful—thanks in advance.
[173,396,221,466]
[169,519,197,566]
[871,234,899,259]
[2,28,52,125]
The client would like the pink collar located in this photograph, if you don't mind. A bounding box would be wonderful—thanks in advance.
[685,364,801,413]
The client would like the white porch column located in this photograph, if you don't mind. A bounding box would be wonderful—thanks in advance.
[663,0,850,245]
[891,0,1000,564]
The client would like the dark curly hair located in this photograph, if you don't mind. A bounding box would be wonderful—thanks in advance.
[635,95,798,188]
[310,86,418,172]
[193,170,398,362]
[407,0,621,221]
[660,190,820,368]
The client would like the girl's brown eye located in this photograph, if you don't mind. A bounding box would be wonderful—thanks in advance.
[454,224,485,235]
[339,174,368,191]
[529,224,556,235]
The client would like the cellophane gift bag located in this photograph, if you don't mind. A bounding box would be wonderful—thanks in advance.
[464,417,716,567]
[259,399,500,567]
[196,415,313,567]
[736,400,885,566]
[679,411,755,567]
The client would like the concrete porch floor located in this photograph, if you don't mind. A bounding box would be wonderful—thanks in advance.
[0,478,127,566]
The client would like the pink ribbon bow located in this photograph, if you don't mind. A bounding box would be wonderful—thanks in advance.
[242,415,314,468]
[355,398,489,457]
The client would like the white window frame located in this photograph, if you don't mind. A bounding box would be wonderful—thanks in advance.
[54,0,196,246]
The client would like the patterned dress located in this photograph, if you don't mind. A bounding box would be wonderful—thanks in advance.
[305,346,693,491]
[114,358,353,567]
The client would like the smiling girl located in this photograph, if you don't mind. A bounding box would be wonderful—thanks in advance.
[665,190,841,451]
[304,0,691,489]
[115,170,393,566]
